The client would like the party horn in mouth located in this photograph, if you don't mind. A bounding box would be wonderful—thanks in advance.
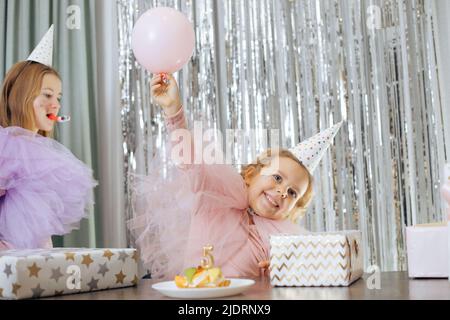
[47,114,71,123]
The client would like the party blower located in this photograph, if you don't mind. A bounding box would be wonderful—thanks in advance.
[47,113,71,123]
[131,6,195,80]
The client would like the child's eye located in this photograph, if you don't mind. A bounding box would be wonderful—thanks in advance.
[273,174,282,183]
[44,93,52,99]
[288,188,297,198]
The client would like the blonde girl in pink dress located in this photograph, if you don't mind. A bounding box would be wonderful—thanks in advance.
[129,73,341,280]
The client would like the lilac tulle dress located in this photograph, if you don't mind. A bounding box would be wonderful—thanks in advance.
[128,108,304,280]
[0,126,97,249]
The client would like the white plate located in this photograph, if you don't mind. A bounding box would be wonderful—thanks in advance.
[152,278,255,299]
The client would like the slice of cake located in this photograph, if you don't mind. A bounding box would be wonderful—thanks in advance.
[174,266,231,288]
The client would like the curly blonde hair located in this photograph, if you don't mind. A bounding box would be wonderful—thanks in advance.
[240,148,313,222]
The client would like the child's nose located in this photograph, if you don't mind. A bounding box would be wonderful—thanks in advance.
[276,188,287,199]
[49,100,60,109]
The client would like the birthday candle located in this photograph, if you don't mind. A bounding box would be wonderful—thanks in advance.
[200,245,214,269]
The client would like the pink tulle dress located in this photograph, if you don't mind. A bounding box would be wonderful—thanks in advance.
[128,108,304,280]
[0,126,97,250]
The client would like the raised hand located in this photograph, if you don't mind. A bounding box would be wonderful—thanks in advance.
[150,73,182,116]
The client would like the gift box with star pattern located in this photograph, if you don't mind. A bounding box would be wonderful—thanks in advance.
[0,248,139,299]
[269,231,363,286]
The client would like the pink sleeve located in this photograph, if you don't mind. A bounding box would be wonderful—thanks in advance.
[164,106,187,131]
[163,107,245,196]
[164,107,202,192]
[164,107,195,169]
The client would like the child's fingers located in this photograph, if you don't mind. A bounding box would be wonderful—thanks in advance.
[162,73,174,82]
[150,75,162,86]
[151,84,162,95]
[151,84,161,91]
[158,73,168,85]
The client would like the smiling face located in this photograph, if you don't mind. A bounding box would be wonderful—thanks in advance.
[246,156,311,220]
[32,74,62,133]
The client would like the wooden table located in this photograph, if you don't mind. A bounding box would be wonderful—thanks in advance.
[44,272,450,300]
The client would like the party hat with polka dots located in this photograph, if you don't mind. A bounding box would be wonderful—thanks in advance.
[289,121,344,173]
[27,25,54,66]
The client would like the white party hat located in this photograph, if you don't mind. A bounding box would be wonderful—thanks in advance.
[289,121,344,173]
[27,25,54,66]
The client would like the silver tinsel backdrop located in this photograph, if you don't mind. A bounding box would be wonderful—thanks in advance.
[117,0,449,272]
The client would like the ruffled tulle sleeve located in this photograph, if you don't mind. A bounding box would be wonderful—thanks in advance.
[128,108,249,279]
[0,126,97,249]
[163,107,248,202]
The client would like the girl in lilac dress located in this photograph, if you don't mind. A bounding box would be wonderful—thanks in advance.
[128,73,342,280]
[0,26,96,250]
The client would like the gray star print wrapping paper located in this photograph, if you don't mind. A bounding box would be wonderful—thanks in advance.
[0,248,139,299]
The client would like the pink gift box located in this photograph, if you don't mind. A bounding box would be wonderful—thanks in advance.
[406,224,448,278]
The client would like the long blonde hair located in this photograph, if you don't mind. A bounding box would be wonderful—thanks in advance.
[241,148,314,222]
[0,61,61,137]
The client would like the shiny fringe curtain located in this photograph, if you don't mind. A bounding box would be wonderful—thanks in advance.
[117,0,449,272]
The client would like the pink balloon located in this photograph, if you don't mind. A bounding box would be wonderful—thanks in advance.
[131,7,195,74]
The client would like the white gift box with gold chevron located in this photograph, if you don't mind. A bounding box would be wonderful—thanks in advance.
[0,248,139,299]
[270,231,363,286]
